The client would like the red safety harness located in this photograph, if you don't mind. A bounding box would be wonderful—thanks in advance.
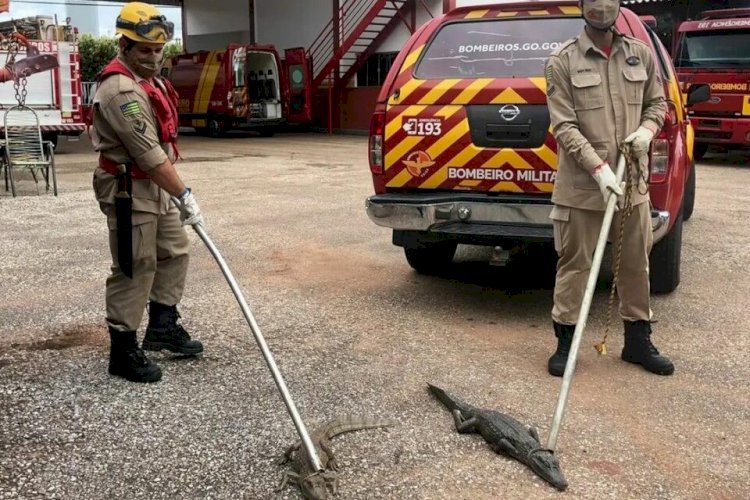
[96,58,180,179]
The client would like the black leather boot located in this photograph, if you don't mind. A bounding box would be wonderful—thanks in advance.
[622,320,674,375]
[108,327,162,383]
[548,322,575,377]
[143,301,203,355]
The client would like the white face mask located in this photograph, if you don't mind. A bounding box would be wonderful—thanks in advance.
[582,0,620,31]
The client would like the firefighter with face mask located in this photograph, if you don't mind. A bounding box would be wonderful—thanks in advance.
[91,2,203,383]
[543,0,674,377]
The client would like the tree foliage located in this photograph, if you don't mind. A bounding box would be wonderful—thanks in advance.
[79,34,184,82]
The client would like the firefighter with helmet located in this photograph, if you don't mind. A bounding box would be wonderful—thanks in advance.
[544,0,674,377]
[91,2,203,383]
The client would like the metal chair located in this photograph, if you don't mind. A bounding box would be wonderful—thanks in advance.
[3,105,57,197]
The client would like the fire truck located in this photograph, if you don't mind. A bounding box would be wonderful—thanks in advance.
[0,16,85,146]
[674,8,750,160]
[165,44,313,137]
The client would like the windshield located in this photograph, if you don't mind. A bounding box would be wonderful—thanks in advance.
[676,29,750,68]
[415,17,584,79]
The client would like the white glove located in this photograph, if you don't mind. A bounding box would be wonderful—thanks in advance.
[624,125,655,158]
[177,187,204,227]
[592,162,624,206]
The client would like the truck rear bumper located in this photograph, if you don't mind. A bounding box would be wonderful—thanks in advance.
[366,193,671,243]
[692,116,750,145]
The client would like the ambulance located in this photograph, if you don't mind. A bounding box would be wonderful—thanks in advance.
[165,44,313,137]
[365,1,709,294]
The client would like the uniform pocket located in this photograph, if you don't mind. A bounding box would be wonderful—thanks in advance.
[573,147,608,191]
[623,67,647,105]
[550,206,570,256]
[132,178,161,201]
[571,73,604,111]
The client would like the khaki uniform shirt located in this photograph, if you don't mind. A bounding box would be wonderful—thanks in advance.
[545,30,667,211]
[91,57,176,222]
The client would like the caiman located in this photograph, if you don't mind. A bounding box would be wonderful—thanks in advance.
[277,416,395,499]
[428,383,568,491]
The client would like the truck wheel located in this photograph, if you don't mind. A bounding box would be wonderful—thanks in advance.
[682,161,696,221]
[259,128,276,137]
[649,207,683,294]
[693,143,708,161]
[404,242,457,275]
[207,118,226,138]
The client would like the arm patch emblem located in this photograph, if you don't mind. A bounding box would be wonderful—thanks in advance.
[120,101,141,117]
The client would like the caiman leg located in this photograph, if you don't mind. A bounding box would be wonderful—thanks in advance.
[279,442,301,465]
[490,438,519,457]
[452,410,478,433]
[276,470,301,491]
[320,438,336,471]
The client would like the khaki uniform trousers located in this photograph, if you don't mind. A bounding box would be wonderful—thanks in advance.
[102,204,190,332]
[551,201,652,325]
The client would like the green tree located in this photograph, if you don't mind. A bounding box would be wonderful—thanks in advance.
[79,34,118,82]
[79,34,184,82]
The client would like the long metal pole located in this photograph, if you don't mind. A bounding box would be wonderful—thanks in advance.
[546,153,627,451]
[174,199,323,472]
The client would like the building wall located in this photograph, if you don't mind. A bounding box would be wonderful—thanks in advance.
[255,0,332,51]
[183,0,250,51]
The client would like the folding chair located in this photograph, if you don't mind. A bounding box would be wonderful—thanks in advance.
[3,105,57,197]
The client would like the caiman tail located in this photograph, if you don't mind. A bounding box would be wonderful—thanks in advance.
[427,383,473,414]
[322,416,396,441]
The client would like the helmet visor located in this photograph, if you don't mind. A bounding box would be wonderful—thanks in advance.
[117,15,174,42]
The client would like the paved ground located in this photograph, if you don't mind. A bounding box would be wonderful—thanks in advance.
[0,133,748,500]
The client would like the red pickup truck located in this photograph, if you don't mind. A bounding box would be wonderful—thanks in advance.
[365,1,709,293]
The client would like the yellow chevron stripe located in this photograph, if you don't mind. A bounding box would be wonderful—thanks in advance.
[385,105,463,170]
[419,79,463,105]
[560,6,582,15]
[529,9,549,16]
[426,118,469,162]
[533,182,554,193]
[460,180,482,187]
[497,11,517,17]
[490,87,527,104]
[388,168,414,188]
[399,45,424,75]
[529,77,547,93]
[743,95,750,116]
[192,53,213,114]
[388,78,426,105]
[453,78,494,104]
[535,144,557,169]
[385,136,424,169]
[447,144,480,168]
[386,105,427,138]
[465,9,489,18]
[490,181,524,193]
[483,149,533,169]
[197,52,221,113]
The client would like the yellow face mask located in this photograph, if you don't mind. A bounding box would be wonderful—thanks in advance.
[582,0,620,31]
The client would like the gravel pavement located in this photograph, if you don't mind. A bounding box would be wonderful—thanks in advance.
[0,133,748,499]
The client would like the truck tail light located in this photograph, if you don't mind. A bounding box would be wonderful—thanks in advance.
[649,102,677,184]
[650,135,669,183]
[369,111,385,175]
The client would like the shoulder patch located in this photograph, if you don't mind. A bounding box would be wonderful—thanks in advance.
[120,101,141,118]
[549,37,577,58]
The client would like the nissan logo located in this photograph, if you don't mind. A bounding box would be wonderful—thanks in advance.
[499,104,520,121]
[709,96,722,104]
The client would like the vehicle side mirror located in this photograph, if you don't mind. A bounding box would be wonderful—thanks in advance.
[687,84,710,106]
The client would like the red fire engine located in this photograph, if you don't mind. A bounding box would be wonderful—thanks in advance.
[674,8,750,159]
[0,16,85,146]
[165,44,313,137]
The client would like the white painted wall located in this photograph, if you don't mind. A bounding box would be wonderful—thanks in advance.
[255,0,333,50]
[376,0,442,53]
[183,0,250,51]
